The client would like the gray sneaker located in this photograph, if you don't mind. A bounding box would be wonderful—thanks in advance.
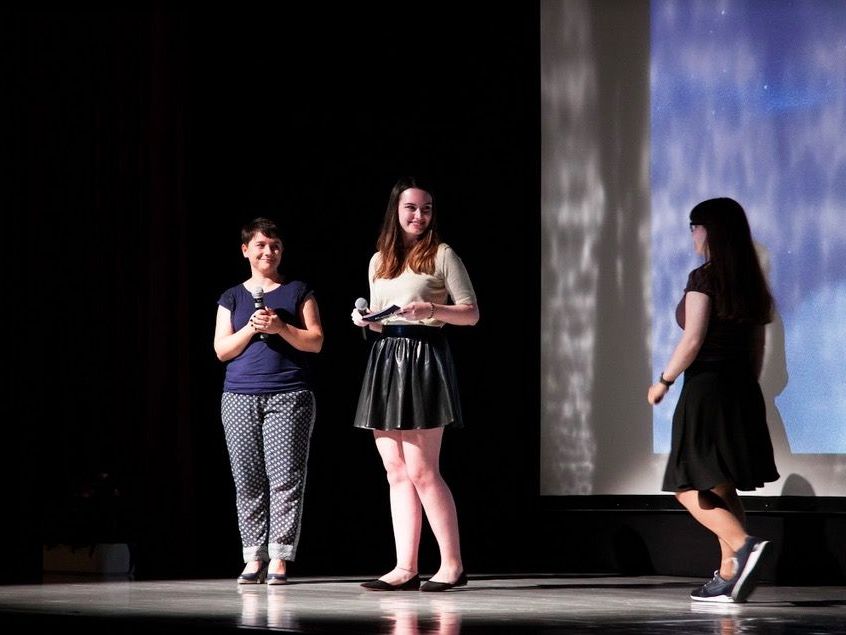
[690,570,735,603]
[731,536,771,602]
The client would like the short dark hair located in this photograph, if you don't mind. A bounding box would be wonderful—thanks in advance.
[241,217,282,246]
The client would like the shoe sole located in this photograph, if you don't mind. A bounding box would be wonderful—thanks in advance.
[731,540,770,602]
[690,593,733,603]
[360,577,421,591]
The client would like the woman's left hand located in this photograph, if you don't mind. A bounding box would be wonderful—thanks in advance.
[250,308,279,335]
[398,301,433,321]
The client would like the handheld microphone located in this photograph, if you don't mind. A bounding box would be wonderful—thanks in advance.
[355,297,368,340]
[252,287,269,341]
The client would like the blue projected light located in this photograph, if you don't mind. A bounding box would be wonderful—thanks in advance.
[651,0,846,454]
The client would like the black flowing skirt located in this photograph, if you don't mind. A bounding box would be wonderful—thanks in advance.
[353,325,464,431]
[662,360,779,492]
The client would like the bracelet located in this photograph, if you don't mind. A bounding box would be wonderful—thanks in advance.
[659,372,674,388]
[427,302,435,320]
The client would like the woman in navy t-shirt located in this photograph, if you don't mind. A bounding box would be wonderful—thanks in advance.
[214,217,323,585]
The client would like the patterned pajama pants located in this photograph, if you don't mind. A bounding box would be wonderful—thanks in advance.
[221,390,316,563]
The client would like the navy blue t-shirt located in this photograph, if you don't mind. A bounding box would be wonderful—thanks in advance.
[217,281,314,394]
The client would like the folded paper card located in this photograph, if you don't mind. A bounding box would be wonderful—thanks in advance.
[362,305,401,322]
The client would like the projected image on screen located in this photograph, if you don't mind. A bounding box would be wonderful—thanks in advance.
[651,0,846,458]
[541,0,845,497]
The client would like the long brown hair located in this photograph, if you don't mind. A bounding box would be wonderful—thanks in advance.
[375,176,441,279]
[690,197,774,324]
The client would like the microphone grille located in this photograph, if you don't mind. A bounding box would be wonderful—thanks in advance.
[355,297,368,310]
[252,287,265,299]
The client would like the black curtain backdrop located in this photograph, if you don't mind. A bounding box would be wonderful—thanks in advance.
[6,5,540,581]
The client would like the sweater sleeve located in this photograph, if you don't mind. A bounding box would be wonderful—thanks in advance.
[439,244,477,305]
[367,252,383,310]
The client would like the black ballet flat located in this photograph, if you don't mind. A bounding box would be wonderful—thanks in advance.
[360,574,421,591]
[420,571,468,592]
[237,562,268,584]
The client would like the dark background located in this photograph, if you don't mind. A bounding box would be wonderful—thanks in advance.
[5,5,843,585]
[5,4,540,582]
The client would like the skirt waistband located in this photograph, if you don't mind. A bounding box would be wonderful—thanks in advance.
[382,324,444,340]
[686,359,756,378]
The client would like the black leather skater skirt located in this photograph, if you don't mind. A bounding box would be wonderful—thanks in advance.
[353,325,464,430]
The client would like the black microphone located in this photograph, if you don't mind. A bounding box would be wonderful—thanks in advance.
[355,297,368,340]
[252,287,269,341]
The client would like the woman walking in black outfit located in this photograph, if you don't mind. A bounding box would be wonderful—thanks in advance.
[648,197,779,603]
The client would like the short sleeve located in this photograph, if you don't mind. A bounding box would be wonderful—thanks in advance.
[218,287,237,311]
[295,280,314,307]
[685,265,714,297]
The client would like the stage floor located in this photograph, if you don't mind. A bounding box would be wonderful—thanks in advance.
[0,574,843,634]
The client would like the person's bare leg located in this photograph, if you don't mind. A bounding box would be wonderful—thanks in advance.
[676,486,747,579]
[403,428,463,582]
[712,484,747,578]
[374,430,422,584]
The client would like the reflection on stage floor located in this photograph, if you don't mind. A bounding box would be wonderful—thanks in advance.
[0,574,843,634]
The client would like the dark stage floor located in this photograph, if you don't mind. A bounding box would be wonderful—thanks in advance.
[0,574,843,634]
